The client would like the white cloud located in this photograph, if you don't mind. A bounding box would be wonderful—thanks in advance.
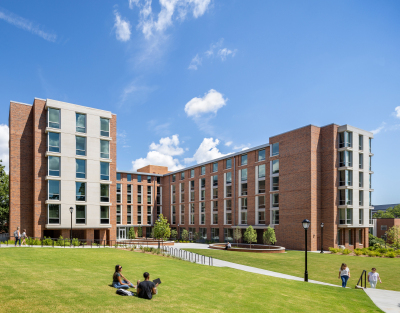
[218,48,237,61]
[131,0,211,39]
[149,134,184,156]
[131,135,184,171]
[184,137,225,164]
[225,141,232,147]
[188,54,202,70]
[114,10,131,42]
[233,143,250,150]
[0,124,9,174]
[0,8,56,42]
[370,124,385,135]
[184,89,227,117]
[394,106,400,119]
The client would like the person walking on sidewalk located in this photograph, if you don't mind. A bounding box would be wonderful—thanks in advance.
[368,268,382,288]
[338,263,350,288]
[21,229,27,246]
[14,227,21,247]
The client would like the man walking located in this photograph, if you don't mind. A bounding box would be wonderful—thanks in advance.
[14,227,21,247]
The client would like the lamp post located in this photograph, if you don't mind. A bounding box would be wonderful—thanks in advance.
[302,219,311,282]
[177,224,180,241]
[69,206,74,246]
[384,232,387,249]
[320,223,324,253]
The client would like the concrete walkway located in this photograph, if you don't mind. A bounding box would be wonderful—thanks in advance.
[364,289,400,313]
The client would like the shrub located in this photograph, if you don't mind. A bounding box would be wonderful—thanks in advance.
[354,249,363,256]
[377,247,388,254]
[342,248,351,255]
[367,251,377,257]
[329,247,339,254]
[385,251,396,258]
[26,237,41,245]
[369,234,385,247]
[395,250,400,256]
[361,248,369,255]
[42,237,53,246]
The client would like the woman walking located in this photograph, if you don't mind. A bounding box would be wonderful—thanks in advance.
[112,265,135,289]
[368,268,382,288]
[338,263,350,288]
[14,227,21,247]
[21,229,27,246]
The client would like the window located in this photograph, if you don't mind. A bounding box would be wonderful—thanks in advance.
[213,188,218,199]
[147,176,151,183]
[48,180,60,200]
[76,136,86,156]
[381,225,387,231]
[369,191,372,207]
[359,190,364,206]
[76,205,86,224]
[76,182,86,201]
[226,158,232,169]
[349,230,353,245]
[345,208,353,224]
[359,229,363,244]
[100,206,110,224]
[225,199,232,224]
[212,201,218,224]
[369,209,373,224]
[127,174,131,182]
[156,206,161,219]
[200,202,205,225]
[258,164,265,178]
[76,113,86,133]
[359,135,363,150]
[241,168,247,181]
[272,143,279,156]
[272,210,279,224]
[369,174,372,189]
[224,228,233,241]
[359,154,363,169]
[226,172,232,184]
[258,180,265,193]
[180,172,185,180]
[369,138,372,153]
[117,184,121,203]
[258,196,265,224]
[48,108,60,129]
[100,140,109,159]
[190,169,194,178]
[190,180,195,191]
[339,131,352,148]
[211,228,220,240]
[241,154,247,166]
[339,151,352,167]
[190,203,195,225]
[180,205,185,224]
[172,174,176,182]
[100,118,109,137]
[156,186,161,204]
[147,207,152,225]
[147,187,152,205]
[100,162,109,180]
[138,206,142,224]
[213,162,218,172]
[359,209,363,224]
[127,185,132,203]
[180,184,184,202]
[272,159,279,174]
[272,177,279,191]
[137,175,141,183]
[127,206,132,224]
[339,170,352,186]
[190,190,195,202]
[76,159,86,179]
[100,184,109,202]
[241,211,247,225]
[241,197,247,210]
[117,173,121,181]
[258,149,266,161]
[48,156,60,176]
[226,185,232,197]
[48,132,60,153]
[359,172,363,187]
[339,189,353,205]
[116,205,121,225]
[48,204,60,224]
[272,193,279,207]
[369,156,372,171]
[201,166,205,175]
[157,177,160,184]
[213,175,218,187]
[201,178,206,189]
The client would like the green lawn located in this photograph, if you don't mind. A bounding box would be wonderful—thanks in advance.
[0,248,381,312]
[184,249,400,291]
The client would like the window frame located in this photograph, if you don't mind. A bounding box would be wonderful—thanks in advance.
[100,117,110,137]
[76,113,86,133]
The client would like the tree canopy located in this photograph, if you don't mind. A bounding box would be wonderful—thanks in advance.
[244,225,257,248]
[153,214,171,241]
[0,160,9,232]
[373,205,400,218]
[263,227,277,245]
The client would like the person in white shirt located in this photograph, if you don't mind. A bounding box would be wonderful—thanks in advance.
[21,229,27,246]
[338,263,350,288]
[368,268,382,288]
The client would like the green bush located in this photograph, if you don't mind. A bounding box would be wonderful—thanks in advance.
[369,234,385,247]
[342,248,351,255]
[395,250,400,256]
[329,247,339,254]
[385,251,396,258]
[354,248,363,256]
[367,250,377,257]
[377,247,388,254]
[26,237,41,245]
[42,237,53,246]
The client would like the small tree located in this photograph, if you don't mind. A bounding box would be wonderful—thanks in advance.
[181,229,189,241]
[153,214,171,248]
[244,225,257,249]
[233,227,242,245]
[193,231,201,242]
[128,227,136,239]
[387,225,400,249]
[263,226,277,245]
[137,226,143,238]
[0,159,9,233]
[171,229,178,240]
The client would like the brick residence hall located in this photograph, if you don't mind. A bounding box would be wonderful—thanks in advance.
[9,98,375,250]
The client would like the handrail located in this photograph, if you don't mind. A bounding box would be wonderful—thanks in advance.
[356,270,367,289]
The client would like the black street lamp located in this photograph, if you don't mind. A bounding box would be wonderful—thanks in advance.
[384,232,387,249]
[302,219,311,282]
[69,206,74,245]
[320,223,324,253]
[177,224,180,240]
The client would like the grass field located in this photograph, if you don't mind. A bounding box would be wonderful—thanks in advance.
[184,249,400,291]
[0,248,382,312]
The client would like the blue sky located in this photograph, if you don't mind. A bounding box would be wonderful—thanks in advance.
[0,0,399,204]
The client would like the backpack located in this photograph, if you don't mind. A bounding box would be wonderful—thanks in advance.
[116,289,134,296]
[14,230,18,237]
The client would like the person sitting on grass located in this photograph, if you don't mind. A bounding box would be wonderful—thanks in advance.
[225,242,231,250]
[137,272,158,300]
[112,265,135,289]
